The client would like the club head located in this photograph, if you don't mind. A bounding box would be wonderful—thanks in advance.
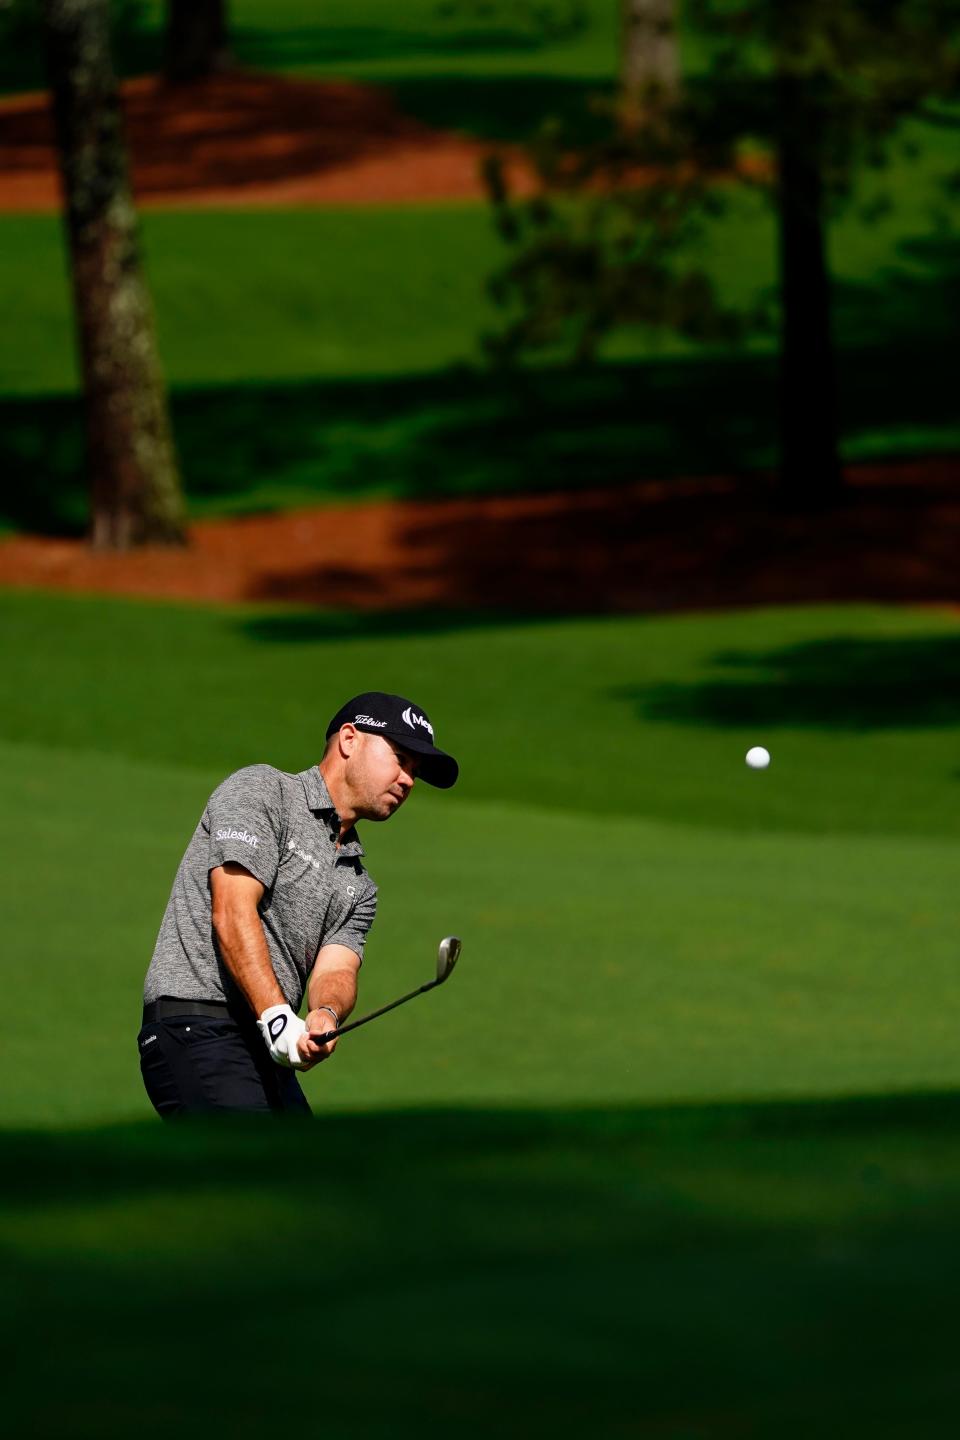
[436,935,462,984]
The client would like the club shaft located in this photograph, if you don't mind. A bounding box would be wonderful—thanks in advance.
[310,979,437,1043]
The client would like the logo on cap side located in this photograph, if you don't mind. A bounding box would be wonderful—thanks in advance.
[402,707,434,738]
[355,714,387,728]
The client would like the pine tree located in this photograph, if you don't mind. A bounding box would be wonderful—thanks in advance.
[43,0,185,548]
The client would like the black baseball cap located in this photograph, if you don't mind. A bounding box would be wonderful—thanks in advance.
[325,692,459,789]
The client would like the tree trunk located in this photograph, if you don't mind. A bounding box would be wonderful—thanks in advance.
[775,67,843,502]
[165,0,231,85]
[620,0,680,132]
[43,0,185,549]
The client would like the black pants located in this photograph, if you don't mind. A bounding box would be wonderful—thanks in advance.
[138,1002,312,1117]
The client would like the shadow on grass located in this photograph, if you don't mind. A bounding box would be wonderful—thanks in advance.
[833,235,960,354]
[0,357,768,536]
[614,633,960,730]
[370,72,610,142]
[3,220,958,540]
[6,1089,960,1199]
[0,3,594,96]
[232,22,588,71]
[3,1094,960,1437]
[237,606,532,644]
[5,330,957,540]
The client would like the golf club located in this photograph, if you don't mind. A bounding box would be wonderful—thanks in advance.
[308,935,461,1045]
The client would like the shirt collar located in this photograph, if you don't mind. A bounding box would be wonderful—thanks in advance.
[300,767,365,857]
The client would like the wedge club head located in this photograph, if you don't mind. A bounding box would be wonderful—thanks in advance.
[308,935,463,1046]
[436,936,461,984]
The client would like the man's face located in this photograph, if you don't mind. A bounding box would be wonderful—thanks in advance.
[348,730,420,821]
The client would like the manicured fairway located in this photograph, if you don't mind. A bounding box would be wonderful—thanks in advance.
[3,1103,960,1439]
[2,589,959,1435]
[2,169,955,397]
[2,590,959,1127]
[4,0,623,107]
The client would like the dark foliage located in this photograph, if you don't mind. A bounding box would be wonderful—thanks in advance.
[482,0,960,500]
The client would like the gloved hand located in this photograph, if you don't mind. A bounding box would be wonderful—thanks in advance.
[257,1003,308,1069]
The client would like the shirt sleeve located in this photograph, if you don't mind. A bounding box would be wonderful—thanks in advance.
[205,765,283,892]
[323,878,378,964]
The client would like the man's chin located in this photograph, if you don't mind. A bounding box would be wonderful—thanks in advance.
[364,797,403,822]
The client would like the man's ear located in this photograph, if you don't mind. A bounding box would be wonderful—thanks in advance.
[338,723,358,757]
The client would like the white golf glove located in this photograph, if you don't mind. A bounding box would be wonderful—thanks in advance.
[257,1003,308,1069]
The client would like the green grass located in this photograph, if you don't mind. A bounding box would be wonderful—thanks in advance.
[1,0,623,140]
[0,207,506,397]
[11,349,953,532]
[5,148,956,397]
[2,0,622,100]
[1,175,957,532]
[2,589,960,1431]
[3,1103,960,1438]
[210,0,623,141]
[5,343,958,533]
[2,591,960,1127]
[217,0,620,80]
[3,7,958,1422]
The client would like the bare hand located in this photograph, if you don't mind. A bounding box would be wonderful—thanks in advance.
[298,1008,340,1069]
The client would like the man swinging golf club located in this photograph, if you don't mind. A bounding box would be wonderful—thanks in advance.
[138,692,459,1117]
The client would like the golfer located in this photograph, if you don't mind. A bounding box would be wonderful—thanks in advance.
[138,692,459,1117]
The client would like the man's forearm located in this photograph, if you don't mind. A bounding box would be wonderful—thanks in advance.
[213,906,286,1016]
[307,967,358,1024]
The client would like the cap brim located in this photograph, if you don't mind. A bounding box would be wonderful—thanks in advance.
[404,737,459,789]
[387,729,459,789]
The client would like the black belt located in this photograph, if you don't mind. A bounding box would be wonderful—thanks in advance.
[143,997,235,1022]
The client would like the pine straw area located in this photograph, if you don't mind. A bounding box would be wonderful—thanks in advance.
[1,459,958,613]
[0,69,532,210]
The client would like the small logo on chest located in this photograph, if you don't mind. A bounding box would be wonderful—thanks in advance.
[287,839,321,871]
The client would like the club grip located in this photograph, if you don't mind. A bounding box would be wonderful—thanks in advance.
[308,1030,341,1047]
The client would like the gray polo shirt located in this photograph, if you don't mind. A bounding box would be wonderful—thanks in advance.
[144,765,377,1011]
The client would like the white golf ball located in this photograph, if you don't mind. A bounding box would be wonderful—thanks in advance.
[745,746,771,770]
